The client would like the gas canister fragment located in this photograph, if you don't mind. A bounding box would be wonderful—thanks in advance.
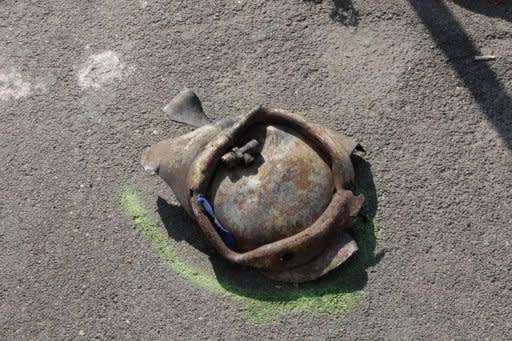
[142,89,364,282]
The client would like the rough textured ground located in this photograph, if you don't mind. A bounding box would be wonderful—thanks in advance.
[1,0,511,339]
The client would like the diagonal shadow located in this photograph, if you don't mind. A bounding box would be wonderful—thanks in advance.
[408,0,511,150]
[453,0,512,23]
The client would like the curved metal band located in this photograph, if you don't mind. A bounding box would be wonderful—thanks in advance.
[186,106,362,270]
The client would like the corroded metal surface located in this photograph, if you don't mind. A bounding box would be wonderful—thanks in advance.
[263,232,358,283]
[209,124,334,252]
[142,104,364,282]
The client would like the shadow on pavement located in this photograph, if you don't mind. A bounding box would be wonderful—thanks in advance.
[408,0,512,150]
[453,0,512,22]
[304,0,360,26]
[158,154,381,302]
[157,197,212,255]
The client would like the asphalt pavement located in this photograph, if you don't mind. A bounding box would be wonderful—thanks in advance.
[1,0,511,339]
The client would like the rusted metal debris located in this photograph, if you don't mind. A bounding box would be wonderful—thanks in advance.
[142,89,364,282]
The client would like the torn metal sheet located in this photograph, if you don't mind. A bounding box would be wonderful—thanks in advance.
[163,88,210,127]
[142,89,364,282]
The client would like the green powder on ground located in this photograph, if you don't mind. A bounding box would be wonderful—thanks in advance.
[121,189,379,322]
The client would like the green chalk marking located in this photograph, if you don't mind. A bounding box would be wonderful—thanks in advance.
[121,189,380,322]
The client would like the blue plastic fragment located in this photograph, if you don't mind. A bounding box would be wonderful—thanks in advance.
[197,194,236,250]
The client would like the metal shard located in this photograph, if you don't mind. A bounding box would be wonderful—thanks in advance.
[163,88,210,127]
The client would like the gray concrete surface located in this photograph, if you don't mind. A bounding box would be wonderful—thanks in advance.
[1,0,511,339]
